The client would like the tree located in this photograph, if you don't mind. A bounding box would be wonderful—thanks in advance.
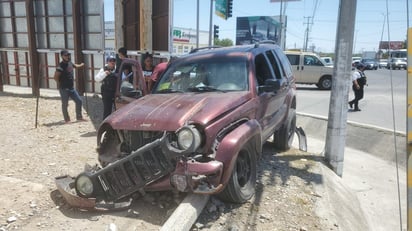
[214,38,233,47]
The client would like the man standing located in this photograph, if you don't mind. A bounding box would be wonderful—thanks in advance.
[95,56,117,119]
[348,63,367,112]
[115,47,127,73]
[54,50,87,123]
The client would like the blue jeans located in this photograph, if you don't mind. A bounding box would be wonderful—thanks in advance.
[59,88,83,121]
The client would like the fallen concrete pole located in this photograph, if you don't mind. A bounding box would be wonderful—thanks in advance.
[161,194,210,231]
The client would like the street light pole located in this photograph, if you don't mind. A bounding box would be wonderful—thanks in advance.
[196,0,199,48]
[208,0,213,46]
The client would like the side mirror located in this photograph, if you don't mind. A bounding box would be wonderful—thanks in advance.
[260,79,282,92]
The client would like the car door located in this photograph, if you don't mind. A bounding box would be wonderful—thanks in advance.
[301,54,326,84]
[255,50,287,140]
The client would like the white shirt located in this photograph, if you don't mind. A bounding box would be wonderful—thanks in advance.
[351,70,362,82]
[95,64,115,82]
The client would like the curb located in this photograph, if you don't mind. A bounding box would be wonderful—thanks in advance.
[297,112,406,166]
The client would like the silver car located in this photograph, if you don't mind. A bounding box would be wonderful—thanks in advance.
[387,58,407,70]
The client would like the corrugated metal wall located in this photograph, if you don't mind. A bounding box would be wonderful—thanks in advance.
[0,0,170,95]
[0,0,104,95]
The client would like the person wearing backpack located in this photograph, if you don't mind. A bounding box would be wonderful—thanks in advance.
[54,50,87,123]
[348,63,367,111]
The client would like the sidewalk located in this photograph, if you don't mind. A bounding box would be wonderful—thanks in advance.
[301,128,406,231]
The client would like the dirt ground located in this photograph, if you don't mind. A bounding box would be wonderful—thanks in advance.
[0,90,339,231]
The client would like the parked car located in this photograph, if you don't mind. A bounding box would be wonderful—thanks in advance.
[285,51,334,90]
[56,42,300,209]
[320,57,333,66]
[378,59,388,69]
[387,58,407,70]
[360,58,378,70]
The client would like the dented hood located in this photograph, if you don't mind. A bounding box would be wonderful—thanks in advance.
[106,92,251,131]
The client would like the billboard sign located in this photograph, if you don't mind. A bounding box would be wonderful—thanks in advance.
[236,16,281,45]
[379,41,405,50]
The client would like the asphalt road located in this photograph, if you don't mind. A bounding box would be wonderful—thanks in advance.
[296,68,406,133]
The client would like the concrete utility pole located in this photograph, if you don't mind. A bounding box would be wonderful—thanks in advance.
[303,16,312,52]
[114,1,124,50]
[324,0,357,177]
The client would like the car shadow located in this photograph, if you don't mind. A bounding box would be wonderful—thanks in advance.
[50,188,187,226]
[196,141,326,228]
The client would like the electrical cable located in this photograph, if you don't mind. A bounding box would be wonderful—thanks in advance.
[385,0,404,230]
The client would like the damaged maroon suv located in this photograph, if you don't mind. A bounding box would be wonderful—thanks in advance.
[56,42,298,210]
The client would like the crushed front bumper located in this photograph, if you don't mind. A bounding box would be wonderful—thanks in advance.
[55,134,225,210]
[55,175,132,211]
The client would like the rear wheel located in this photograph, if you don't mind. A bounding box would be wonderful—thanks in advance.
[218,142,257,203]
[273,109,296,151]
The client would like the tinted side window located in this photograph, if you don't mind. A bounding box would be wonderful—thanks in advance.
[255,53,273,85]
[274,48,293,78]
[265,50,282,79]
[286,54,299,65]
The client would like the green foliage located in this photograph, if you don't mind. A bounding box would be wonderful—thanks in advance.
[214,38,233,47]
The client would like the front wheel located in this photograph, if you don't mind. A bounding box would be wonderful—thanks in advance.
[273,109,296,151]
[218,142,257,203]
[317,76,332,90]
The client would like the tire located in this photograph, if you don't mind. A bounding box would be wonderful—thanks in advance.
[317,76,332,90]
[273,109,296,151]
[218,142,257,203]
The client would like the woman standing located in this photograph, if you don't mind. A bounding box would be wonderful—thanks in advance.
[142,52,154,91]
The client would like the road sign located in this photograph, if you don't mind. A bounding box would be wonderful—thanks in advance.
[215,0,231,19]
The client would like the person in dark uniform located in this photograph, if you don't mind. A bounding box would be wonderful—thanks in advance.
[95,56,117,119]
[348,63,367,111]
[53,50,86,123]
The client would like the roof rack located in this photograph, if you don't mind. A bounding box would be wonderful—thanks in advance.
[189,46,222,54]
[254,40,276,48]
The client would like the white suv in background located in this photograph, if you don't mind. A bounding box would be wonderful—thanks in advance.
[285,51,334,90]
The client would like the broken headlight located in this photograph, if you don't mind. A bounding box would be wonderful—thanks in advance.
[75,173,94,197]
[177,125,201,152]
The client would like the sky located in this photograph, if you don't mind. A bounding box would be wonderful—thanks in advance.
[104,0,410,53]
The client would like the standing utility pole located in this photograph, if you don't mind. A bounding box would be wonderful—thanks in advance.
[324,0,357,177]
[208,0,213,46]
[303,16,312,51]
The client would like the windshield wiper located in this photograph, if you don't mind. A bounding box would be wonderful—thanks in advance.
[155,88,184,93]
[187,86,225,93]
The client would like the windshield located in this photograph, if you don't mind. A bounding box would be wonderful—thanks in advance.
[153,59,248,93]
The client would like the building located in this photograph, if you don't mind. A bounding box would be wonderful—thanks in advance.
[104,22,210,56]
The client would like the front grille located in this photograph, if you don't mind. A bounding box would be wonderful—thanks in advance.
[92,135,174,201]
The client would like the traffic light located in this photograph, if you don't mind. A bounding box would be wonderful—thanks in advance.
[227,0,233,18]
[213,25,219,39]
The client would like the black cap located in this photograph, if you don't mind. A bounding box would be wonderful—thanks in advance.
[60,50,70,56]
[356,63,366,70]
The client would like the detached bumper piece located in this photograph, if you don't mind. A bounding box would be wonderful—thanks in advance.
[55,175,132,211]
[55,137,174,210]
